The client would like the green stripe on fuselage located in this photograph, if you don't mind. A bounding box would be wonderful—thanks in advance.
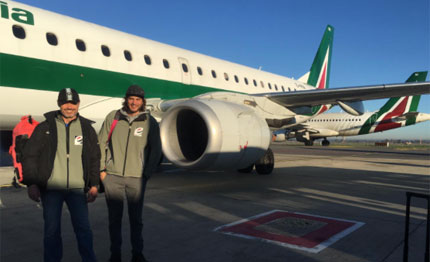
[0,53,222,99]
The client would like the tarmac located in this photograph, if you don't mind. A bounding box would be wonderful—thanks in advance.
[0,144,429,262]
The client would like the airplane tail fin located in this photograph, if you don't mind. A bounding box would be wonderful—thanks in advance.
[378,71,428,115]
[307,25,334,90]
[359,71,428,134]
[306,25,334,116]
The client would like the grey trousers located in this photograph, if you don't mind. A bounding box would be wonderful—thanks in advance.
[103,174,148,256]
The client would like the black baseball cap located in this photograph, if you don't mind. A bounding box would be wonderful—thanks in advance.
[57,88,80,106]
[125,85,145,99]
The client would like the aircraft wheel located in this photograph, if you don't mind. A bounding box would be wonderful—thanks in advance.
[321,139,330,146]
[255,148,274,175]
[304,140,314,146]
[237,164,254,173]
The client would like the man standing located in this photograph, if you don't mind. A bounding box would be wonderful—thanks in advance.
[99,85,162,262]
[22,88,100,262]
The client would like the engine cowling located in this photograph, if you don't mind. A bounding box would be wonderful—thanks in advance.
[160,99,271,170]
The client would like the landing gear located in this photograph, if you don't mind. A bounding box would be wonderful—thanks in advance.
[304,140,314,146]
[255,148,274,175]
[321,139,330,146]
[237,164,254,173]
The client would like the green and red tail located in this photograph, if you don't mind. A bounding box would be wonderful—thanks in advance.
[304,25,334,115]
[359,71,428,134]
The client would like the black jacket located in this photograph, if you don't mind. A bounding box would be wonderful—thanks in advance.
[22,111,100,192]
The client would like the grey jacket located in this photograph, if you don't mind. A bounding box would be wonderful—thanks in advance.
[99,110,162,179]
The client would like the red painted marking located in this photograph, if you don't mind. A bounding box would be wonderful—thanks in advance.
[318,105,328,114]
[239,141,248,150]
[317,64,327,90]
[219,211,355,248]
[375,97,408,132]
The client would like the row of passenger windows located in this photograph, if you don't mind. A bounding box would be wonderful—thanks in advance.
[12,24,297,92]
[309,118,361,122]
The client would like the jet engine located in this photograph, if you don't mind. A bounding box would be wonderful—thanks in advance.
[160,99,271,170]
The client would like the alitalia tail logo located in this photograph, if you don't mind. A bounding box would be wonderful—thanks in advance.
[359,96,416,134]
[0,1,34,25]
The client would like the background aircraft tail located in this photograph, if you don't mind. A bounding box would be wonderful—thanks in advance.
[359,71,428,134]
[306,25,334,115]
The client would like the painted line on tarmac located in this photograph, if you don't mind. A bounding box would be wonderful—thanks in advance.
[214,209,364,253]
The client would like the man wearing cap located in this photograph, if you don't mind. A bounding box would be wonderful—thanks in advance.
[98,85,162,262]
[22,88,100,262]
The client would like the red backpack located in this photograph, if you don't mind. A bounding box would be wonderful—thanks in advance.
[9,115,39,183]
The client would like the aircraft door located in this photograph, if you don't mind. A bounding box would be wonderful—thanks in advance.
[178,57,191,85]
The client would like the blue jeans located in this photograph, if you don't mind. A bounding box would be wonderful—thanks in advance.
[41,189,97,262]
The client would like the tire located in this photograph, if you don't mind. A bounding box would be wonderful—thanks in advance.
[321,139,330,146]
[304,140,314,146]
[237,164,254,173]
[255,148,274,175]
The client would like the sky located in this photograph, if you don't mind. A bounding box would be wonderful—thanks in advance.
[13,0,430,140]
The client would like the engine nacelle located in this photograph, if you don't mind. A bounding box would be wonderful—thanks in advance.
[160,99,271,170]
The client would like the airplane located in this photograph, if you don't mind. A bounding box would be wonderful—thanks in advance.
[274,72,430,146]
[1,0,429,175]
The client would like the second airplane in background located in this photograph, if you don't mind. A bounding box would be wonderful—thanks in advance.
[275,72,430,146]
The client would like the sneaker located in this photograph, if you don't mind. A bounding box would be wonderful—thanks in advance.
[131,253,148,262]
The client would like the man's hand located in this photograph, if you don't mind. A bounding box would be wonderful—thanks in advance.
[100,171,107,181]
[87,186,98,203]
[27,185,41,202]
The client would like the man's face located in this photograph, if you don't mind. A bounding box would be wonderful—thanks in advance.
[127,96,143,115]
[60,102,79,119]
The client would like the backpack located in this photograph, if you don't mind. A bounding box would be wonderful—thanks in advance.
[9,115,39,182]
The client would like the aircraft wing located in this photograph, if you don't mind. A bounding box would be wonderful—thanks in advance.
[258,82,430,107]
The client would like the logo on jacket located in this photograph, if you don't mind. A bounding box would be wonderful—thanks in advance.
[134,127,144,137]
[74,136,83,145]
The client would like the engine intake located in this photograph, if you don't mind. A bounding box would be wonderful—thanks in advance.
[160,99,271,170]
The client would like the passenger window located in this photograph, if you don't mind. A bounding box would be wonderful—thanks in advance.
[12,25,26,39]
[76,39,86,52]
[260,81,264,88]
[268,83,272,90]
[234,75,239,83]
[163,59,170,69]
[101,45,110,57]
[224,73,229,81]
[46,32,58,46]
[197,67,203,75]
[244,78,249,85]
[253,80,257,87]
[281,86,285,92]
[144,55,151,65]
[211,70,217,78]
[124,50,132,61]
[274,84,278,91]
[182,63,188,73]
